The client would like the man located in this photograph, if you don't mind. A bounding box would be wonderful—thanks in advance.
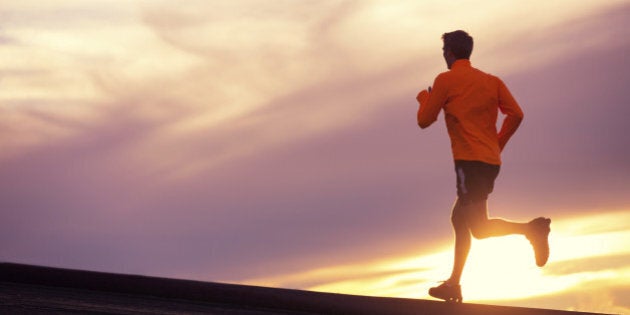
[416,30,551,303]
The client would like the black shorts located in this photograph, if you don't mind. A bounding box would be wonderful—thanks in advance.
[455,160,500,203]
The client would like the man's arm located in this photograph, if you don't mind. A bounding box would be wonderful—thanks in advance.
[417,75,447,129]
[497,79,524,150]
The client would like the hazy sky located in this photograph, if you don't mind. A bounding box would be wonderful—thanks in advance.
[1,1,629,313]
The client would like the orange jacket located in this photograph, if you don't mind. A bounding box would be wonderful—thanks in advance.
[417,59,523,165]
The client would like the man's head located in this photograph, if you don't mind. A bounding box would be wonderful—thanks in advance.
[442,30,473,69]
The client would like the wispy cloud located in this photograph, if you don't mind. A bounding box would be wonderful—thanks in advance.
[1,0,626,169]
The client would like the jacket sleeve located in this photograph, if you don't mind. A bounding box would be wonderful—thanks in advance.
[497,78,524,150]
[417,74,448,129]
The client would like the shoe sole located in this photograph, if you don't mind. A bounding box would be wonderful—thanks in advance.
[429,287,463,303]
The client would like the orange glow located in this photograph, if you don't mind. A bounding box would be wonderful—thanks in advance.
[246,210,630,312]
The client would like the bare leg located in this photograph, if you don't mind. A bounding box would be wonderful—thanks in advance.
[466,200,551,267]
[467,200,529,239]
[448,199,471,285]
[447,199,530,284]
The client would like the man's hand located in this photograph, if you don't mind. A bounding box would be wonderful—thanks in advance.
[417,85,440,129]
[416,86,431,103]
[416,91,423,103]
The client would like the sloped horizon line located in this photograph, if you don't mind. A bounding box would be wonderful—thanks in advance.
[0,262,612,315]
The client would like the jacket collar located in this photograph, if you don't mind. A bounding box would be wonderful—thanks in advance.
[451,59,471,70]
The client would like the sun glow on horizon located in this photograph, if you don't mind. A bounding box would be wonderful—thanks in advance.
[245,210,630,312]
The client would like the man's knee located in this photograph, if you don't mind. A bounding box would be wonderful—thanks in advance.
[470,222,491,239]
[457,199,490,239]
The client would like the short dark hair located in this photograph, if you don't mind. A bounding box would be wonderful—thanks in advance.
[442,30,473,59]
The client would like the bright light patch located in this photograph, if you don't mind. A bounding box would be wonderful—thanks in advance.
[245,210,630,306]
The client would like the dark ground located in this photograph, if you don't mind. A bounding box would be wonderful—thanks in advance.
[0,263,613,315]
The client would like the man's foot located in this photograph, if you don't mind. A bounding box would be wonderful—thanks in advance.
[526,217,551,267]
[429,281,462,303]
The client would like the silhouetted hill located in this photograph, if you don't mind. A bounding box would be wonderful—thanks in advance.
[0,263,612,314]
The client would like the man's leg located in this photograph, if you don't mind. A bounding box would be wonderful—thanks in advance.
[447,198,550,283]
[467,200,528,239]
[465,199,552,267]
[431,160,550,302]
[444,198,530,285]
[447,198,471,285]
[428,198,468,303]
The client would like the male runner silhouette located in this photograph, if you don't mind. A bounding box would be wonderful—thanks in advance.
[416,30,551,303]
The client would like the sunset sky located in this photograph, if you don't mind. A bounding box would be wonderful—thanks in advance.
[1,1,629,313]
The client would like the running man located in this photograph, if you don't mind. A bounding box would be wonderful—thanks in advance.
[416,30,551,303]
